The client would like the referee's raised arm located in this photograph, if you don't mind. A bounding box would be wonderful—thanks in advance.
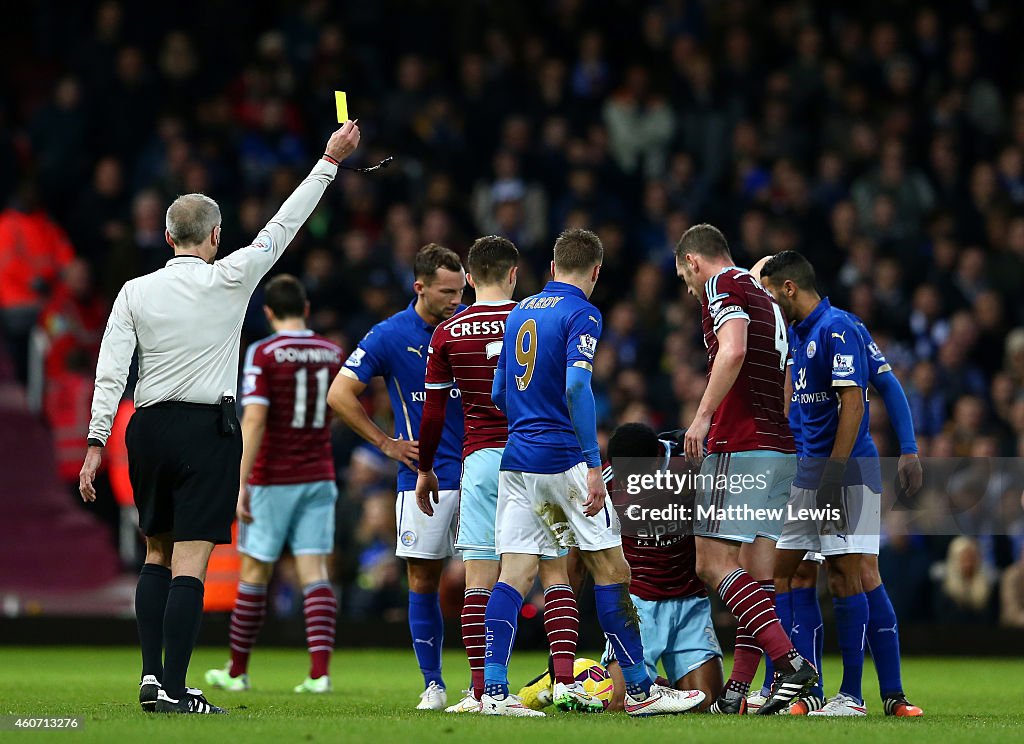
[217,121,361,290]
[76,121,361,715]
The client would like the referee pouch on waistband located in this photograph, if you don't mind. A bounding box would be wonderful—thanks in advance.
[219,394,239,437]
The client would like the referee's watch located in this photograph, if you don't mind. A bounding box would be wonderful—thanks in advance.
[87,438,105,448]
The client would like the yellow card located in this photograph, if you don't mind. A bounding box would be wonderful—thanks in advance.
[335,91,349,123]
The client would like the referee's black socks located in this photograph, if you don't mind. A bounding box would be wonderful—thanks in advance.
[162,575,205,700]
[136,564,171,681]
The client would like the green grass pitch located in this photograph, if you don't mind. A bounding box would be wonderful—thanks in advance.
[0,647,1022,743]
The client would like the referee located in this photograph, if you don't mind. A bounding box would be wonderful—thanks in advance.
[78,121,360,714]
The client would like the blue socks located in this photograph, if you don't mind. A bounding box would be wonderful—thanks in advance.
[780,584,900,702]
[792,587,824,698]
[483,582,523,698]
[594,583,652,697]
[866,584,904,697]
[832,593,868,704]
[408,590,444,689]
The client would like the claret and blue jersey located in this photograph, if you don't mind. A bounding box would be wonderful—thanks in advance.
[342,299,465,492]
[788,297,881,491]
[496,281,602,474]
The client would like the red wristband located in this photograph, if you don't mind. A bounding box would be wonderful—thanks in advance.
[322,153,339,166]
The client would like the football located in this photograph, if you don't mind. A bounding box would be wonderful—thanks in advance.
[572,658,615,709]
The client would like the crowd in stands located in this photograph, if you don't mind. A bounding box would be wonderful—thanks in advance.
[3,0,1024,627]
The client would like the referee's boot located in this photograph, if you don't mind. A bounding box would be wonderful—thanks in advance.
[155,687,228,714]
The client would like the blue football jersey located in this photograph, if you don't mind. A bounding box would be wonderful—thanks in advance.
[788,298,880,490]
[788,308,892,454]
[342,300,466,492]
[498,281,602,474]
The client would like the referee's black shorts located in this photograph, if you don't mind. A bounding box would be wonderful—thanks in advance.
[126,402,242,544]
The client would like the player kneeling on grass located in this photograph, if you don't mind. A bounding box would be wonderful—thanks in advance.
[601,424,723,712]
[206,276,341,694]
[479,229,705,718]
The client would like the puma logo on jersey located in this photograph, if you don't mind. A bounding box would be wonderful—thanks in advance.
[831,331,846,343]
[407,345,424,358]
[588,315,599,325]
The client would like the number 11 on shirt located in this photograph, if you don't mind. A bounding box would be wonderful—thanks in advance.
[292,367,330,428]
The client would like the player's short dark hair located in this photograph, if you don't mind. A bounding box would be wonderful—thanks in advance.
[467,235,518,285]
[414,243,463,283]
[608,423,661,459]
[760,250,817,291]
[674,223,732,261]
[553,228,603,273]
[264,274,307,319]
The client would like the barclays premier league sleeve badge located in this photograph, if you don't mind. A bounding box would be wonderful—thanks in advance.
[833,354,855,377]
[577,334,598,359]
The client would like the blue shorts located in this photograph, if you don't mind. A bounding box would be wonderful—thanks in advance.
[695,450,795,543]
[456,447,566,562]
[603,594,722,684]
[239,480,337,563]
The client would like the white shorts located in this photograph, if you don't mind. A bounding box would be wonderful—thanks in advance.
[495,463,622,558]
[777,485,881,556]
[395,489,459,559]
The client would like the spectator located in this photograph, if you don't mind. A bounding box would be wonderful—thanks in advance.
[878,515,933,624]
[37,258,108,380]
[471,151,547,252]
[570,30,610,103]
[68,157,129,266]
[851,138,935,239]
[28,76,89,211]
[934,537,997,625]
[603,65,675,178]
[999,550,1024,628]
[0,183,75,383]
[345,490,404,621]
[44,347,95,494]
[906,360,947,439]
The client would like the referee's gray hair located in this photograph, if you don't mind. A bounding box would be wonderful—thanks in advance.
[165,193,221,247]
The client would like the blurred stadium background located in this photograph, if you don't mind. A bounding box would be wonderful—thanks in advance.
[1,0,1023,652]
